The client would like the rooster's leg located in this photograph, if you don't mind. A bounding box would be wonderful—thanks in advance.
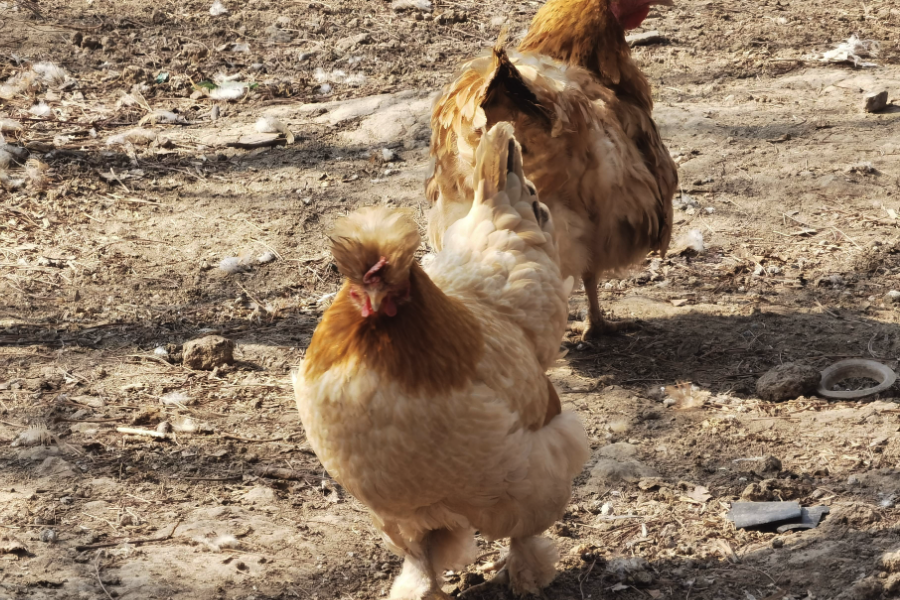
[389,532,452,600]
[579,271,637,341]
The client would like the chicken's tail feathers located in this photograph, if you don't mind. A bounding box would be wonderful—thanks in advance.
[472,122,555,243]
[472,121,518,206]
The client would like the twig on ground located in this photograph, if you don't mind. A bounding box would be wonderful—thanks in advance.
[76,518,182,551]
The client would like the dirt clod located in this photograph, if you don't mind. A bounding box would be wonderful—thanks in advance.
[756,363,821,402]
[864,90,888,113]
[878,549,900,573]
[182,335,236,370]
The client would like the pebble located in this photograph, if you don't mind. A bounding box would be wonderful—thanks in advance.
[626,30,664,47]
[865,90,888,113]
[885,290,900,304]
[39,529,58,544]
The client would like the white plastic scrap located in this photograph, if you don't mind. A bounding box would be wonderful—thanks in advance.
[817,35,879,68]
[255,116,295,144]
[210,0,228,16]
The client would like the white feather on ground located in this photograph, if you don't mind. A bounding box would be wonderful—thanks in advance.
[817,35,879,67]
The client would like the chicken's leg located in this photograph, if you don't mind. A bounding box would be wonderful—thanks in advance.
[389,532,452,600]
[579,271,637,341]
[460,535,557,597]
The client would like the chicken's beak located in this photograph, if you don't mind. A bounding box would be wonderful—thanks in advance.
[365,288,388,314]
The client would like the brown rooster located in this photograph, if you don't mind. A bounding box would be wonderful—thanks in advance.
[427,0,678,340]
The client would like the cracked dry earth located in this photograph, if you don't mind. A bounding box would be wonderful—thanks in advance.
[2,0,900,599]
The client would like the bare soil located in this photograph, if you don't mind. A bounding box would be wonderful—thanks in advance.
[2,1,900,599]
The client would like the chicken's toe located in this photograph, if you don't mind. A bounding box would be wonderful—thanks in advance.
[578,316,640,341]
[458,566,510,598]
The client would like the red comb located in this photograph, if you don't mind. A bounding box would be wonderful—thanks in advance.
[363,256,388,284]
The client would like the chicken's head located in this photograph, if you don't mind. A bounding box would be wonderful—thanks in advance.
[347,256,411,318]
[610,0,673,30]
[329,206,421,318]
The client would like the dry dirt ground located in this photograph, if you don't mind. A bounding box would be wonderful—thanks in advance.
[2,0,900,599]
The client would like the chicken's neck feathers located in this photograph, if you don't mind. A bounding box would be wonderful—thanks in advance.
[303,264,484,398]
[517,0,653,110]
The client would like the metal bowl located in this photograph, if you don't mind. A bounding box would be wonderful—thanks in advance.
[817,359,897,400]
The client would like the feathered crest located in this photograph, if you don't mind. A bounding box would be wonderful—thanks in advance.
[329,206,421,287]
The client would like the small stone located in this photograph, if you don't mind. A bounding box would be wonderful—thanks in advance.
[335,33,371,53]
[879,550,900,573]
[761,455,782,472]
[242,486,276,504]
[772,538,784,549]
[182,335,235,370]
[865,90,888,113]
[122,65,146,83]
[756,363,821,402]
[80,36,102,50]
[35,457,78,480]
[39,529,58,544]
[626,30,664,47]
[885,290,900,304]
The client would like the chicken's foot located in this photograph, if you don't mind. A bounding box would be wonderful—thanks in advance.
[578,271,639,341]
[389,532,453,600]
[458,559,509,598]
